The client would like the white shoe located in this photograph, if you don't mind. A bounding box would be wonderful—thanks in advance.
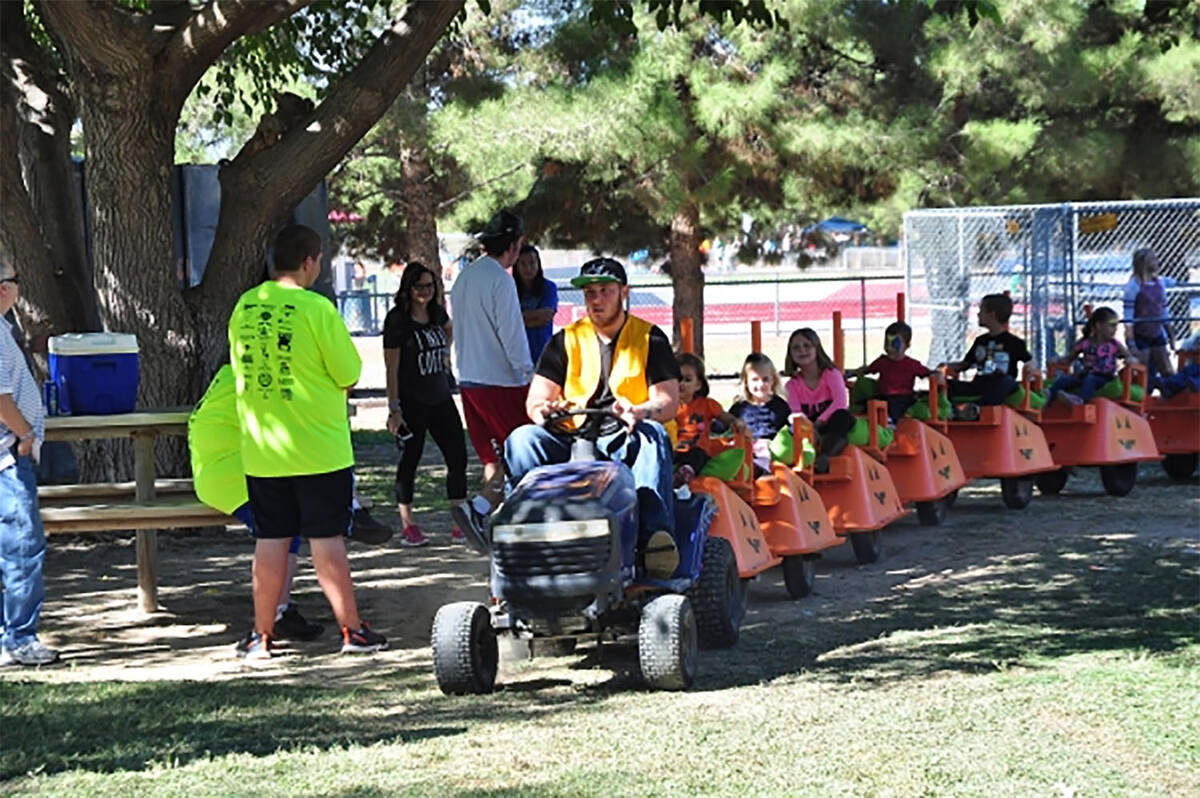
[1,638,60,666]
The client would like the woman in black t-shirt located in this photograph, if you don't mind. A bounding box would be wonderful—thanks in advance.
[383,262,469,546]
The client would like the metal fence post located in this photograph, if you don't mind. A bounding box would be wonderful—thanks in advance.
[774,277,781,338]
[860,277,868,366]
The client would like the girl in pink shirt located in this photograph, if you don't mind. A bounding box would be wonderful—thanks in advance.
[784,328,855,472]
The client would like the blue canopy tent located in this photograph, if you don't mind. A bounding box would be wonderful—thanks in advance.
[801,216,869,235]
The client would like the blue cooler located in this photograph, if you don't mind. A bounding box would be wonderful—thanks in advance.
[48,333,139,415]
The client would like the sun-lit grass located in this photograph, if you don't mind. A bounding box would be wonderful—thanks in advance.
[4,436,1197,797]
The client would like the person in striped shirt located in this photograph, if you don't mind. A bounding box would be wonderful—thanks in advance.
[0,261,59,666]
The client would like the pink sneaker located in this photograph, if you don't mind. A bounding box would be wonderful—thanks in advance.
[451,527,466,544]
[398,524,430,547]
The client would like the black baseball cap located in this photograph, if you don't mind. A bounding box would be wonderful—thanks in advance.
[477,209,524,242]
[571,257,627,288]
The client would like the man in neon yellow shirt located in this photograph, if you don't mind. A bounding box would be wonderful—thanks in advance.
[228,224,384,659]
[189,365,394,644]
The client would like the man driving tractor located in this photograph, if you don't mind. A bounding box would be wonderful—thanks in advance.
[458,257,683,577]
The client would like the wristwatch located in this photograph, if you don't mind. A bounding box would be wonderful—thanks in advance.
[388,400,402,413]
[18,430,35,442]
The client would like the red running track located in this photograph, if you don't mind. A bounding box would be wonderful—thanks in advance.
[554,280,911,326]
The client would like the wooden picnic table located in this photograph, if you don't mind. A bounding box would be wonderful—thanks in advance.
[43,409,231,613]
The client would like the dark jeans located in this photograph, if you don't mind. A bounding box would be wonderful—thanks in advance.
[395,399,468,505]
[816,409,856,453]
[884,394,917,423]
[505,420,675,538]
[948,374,1017,406]
[673,445,710,473]
[1048,372,1112,403]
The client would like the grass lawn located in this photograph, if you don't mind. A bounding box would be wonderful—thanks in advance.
[3,434,1198,796]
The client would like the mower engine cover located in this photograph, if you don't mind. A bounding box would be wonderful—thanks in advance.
[489,460,639,616]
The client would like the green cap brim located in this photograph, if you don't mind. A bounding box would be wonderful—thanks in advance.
[570,275,622,288]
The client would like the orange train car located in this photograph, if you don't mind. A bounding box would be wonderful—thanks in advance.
[1036,364,1161,496]
[1145,352,1200,482]
[791,405,908,565]
[942,368,1057,509]
[885,380,970,525]
[689,429,839,599]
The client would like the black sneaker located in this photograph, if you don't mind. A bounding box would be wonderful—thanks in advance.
[235,630,273,661]
[450,500,491,555]
[952,402,981,421]
[274,604,325,642]
[813,453,831,474]
[341,622,388,654]
[349,507,394,546]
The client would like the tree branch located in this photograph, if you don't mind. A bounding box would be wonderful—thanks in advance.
[195,0,465,311]
[36,0,159,72]
[437,162,529,210]
[162,0,318,95]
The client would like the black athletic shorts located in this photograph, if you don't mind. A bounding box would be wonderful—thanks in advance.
[245,466,353,540]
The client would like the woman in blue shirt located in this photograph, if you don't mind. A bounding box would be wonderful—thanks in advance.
[514,244,558,365]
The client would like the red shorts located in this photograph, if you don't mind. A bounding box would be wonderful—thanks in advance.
[460,385,530,464]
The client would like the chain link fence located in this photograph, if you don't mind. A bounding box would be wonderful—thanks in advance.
[904,198,1200,368]
[337,272,907,389]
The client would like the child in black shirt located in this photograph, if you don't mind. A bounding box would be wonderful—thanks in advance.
[942,293,1031,408]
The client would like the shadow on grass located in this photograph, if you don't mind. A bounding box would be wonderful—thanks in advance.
[0,679,464,780]
[703,533,1199,689]
[0,671,620,781]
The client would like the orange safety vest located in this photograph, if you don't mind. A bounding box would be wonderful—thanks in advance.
[562,314,677,443]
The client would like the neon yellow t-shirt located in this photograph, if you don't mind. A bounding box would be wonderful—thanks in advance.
[188,365,246,514]
[228,281,361,477]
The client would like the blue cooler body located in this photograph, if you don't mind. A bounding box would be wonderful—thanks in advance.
[48,333,139,415]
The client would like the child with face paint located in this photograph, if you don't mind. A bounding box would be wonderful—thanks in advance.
[852,321,943,423]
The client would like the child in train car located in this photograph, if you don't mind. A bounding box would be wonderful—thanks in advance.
[941,293,1031,416]
[1048,306,1137,406]
[851,320,944,423]
[728,353,791,474]
[1156,329,1200,398]
[784,328,856,473]
[672,353,746,487]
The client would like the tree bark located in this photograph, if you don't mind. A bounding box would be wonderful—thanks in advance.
[0,1,100,354]
[669,201,704,359]
[37,1,200,479]
[399,144,443,286]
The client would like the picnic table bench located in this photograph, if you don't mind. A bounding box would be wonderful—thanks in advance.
[40,410,237,612]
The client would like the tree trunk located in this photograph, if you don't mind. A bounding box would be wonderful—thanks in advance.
[0,109,77,369]
[73,67,199,479]
[0,0,99,366]
[669,201,704,359]
[16,127,100,339]
[399,144,443,289]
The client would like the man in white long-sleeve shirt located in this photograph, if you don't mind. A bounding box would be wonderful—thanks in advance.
[449,210,533,550]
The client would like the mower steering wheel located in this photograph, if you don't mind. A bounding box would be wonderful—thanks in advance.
[542,407,626,440]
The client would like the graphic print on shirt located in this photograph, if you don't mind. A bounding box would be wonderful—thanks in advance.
[236,301,297,402]
[678,411,708,447]
[796,397,831,422]
[414,326,449,377]
[974,340,1009,376]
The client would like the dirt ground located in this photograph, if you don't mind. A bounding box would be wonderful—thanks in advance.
[7,435,1199,688]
